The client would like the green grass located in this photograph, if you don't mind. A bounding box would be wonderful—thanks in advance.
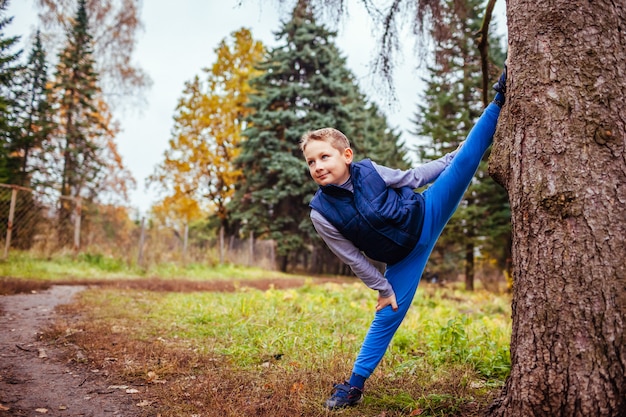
[79,281,373,366]
[68,281,511,415]
[0,250,297,282]
[7,250,512,415]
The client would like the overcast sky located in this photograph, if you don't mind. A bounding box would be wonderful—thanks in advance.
[6,1,506,216]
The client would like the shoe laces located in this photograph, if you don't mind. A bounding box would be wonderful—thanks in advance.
[331,382,361,399]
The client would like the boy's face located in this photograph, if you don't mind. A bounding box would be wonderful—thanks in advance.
[303,140,353,186]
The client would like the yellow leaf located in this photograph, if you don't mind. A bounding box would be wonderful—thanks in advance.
[290,382,304,393]
[149,28,265,223]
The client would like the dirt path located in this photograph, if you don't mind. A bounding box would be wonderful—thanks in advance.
[0,286,140,417]
[0,277,351,416]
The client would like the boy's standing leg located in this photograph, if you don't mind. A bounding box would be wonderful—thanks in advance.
[326,101,502,410]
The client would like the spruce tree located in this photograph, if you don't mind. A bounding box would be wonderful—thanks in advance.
[355,102,408,169]
[53,0,105,200]
[12,30,55,187]
[412,0,510,289]
[0,0,22,183]
[232,0,406,272]
[51,0,107,246]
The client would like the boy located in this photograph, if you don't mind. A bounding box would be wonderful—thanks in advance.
[300,68,506,409]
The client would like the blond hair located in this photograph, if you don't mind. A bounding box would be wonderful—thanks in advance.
[299,128,350,153]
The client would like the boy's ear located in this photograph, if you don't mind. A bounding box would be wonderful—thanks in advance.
[343,147,353,163]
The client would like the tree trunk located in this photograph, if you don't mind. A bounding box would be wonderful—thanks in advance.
[488,1,626,415]
[465,242,474,291]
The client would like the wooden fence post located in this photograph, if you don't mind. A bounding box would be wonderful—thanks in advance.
[137,217,146,266]
[3,187,17,259]
[73,198,81,253]
[219,225,224,265]
[183,222,188,262]
[248,230,254,266]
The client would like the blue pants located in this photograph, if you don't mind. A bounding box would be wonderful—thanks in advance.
[352,103,502,379]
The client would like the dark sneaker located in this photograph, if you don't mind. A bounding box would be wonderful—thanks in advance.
[324,381,363,409]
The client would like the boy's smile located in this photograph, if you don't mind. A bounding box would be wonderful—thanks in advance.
[303,140,353,186]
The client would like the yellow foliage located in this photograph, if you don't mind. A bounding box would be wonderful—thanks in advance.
[149,28,265,224]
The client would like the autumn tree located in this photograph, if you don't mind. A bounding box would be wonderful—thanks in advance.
[53,0,103,199]
[278,0,626,414]
[49,0,134,247]
[232,0,408,273]
[149,28,265,239]
[34,0,150,106]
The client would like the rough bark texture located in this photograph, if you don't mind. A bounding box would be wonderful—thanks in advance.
[488,0,626,416]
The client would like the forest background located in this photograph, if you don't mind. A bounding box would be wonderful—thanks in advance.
[3,1,624,416]
[1,0,509,287]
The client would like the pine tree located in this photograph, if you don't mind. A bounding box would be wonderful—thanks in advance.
[232,0,407,272]
[53,0,105,199]
[12,30,55,188]
[355,102,408,169]
[412,0,510,289]
[50,0,111,247]
[0,0,22,183]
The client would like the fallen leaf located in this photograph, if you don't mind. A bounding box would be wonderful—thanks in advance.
[410,409,424,416]
[290,382,304,393]
[0,404,10,411]
[35,408,48,414]
[58,405,67,410]
[107,385,129,390]
[126,388,140,394]
[146,371,167,384]
[136,400,153,407]
[37,349,48,359]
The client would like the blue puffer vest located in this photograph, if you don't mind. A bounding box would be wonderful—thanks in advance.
[310,159,425,265]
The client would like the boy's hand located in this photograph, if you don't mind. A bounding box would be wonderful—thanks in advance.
[376,293,398,312]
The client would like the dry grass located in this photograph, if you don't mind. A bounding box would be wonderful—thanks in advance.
[38,280,505,417]
[0,276,350,296]
[0,276,52,295]
[46,317,498,417]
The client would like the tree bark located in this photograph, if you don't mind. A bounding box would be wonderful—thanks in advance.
[488,0,626,415]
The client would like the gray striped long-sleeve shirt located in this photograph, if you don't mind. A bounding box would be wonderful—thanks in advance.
[310,150,458,298]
